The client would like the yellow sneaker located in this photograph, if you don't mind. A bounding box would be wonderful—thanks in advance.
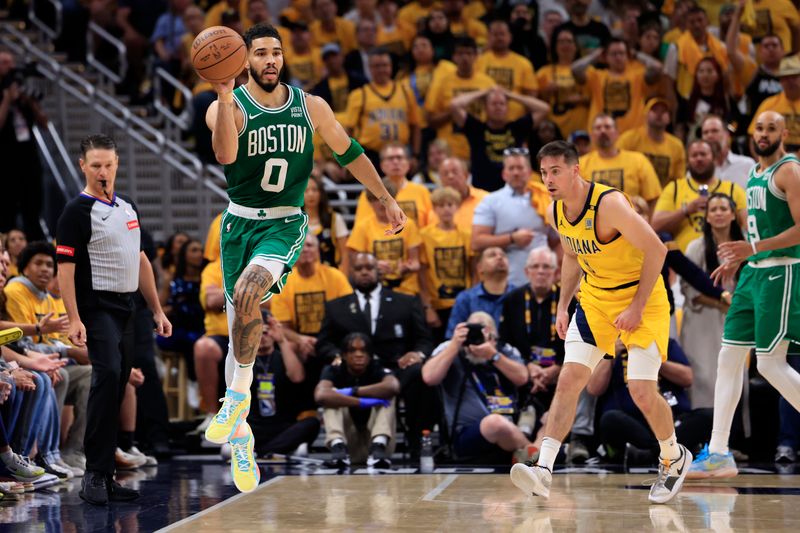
[230,424,260,493]
[204,388,250,444]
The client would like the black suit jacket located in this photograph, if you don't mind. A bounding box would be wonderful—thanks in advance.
[316,289,433,367]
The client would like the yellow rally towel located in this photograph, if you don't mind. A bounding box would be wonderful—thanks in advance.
[742,0,757,29]
[676,31,729,99]
[527,179,551,218]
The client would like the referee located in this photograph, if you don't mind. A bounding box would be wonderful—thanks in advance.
[56,134,172,505]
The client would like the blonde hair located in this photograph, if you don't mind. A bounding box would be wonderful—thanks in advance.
[431,186,462,207]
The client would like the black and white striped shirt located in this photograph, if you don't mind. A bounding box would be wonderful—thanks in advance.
[56,192,142,295]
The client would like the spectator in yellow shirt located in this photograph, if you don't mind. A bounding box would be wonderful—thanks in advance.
[616,98,687,187]
[419,187,473,342]
[284,22,324,91]
[424,36,496,159]
[747,0,800,55]
[442,0,487,46]
[347,179,422,296]
[304,174,350,273]
[402,35,457,125]
[579,114,663,210]
[310,0,358,53]
[652,139,747,252]
[205,0,252,31]
[342,49,422,168]
[194,259,229,426]
[573,38,663,133]
[475,19,539,120]
[203,213,222,262]
[355,144,433,227]
[428,157,489,234]
[397,0,440,34]
[376,0,413,59]
[748,54,800,151]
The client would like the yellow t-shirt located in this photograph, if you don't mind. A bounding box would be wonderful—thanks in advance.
[654,177,746,252]
[585,65,648,133]
[749,93,800,149]
[204,212,223,262]
[748,0,800,52]
[355,180,433,228]
[475,50,538,120]
[270,263,353,335]
[427,186,490,240]
[204,0,252,29]
[419,224,472,310]
[285,47,324,90]
[449,18,488,47]
[325,74,351,113]
[310,18,358,54]
[616,127,687,186]
[347,216,422,296]
[377,24,411,58]
[402,61,457,128]
[3,279,62,344]
[536,64,590,139]
[397,1,441,33]
[579,150,663,202]
[463,0,486,20]
[342,82,420,153]
[200,260,227,337]
[424,71,496,159]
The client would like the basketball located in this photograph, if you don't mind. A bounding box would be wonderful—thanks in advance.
[191,26,247,83]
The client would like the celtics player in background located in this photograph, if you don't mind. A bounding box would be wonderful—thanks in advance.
[689,110,800,479]
[203,23,406,492]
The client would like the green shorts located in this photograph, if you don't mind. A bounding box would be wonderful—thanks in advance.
[722,262,800,353]
[219,209,308,303]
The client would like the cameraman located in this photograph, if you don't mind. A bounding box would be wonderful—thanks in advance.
[0,49,46,240]
[422,311,534,462]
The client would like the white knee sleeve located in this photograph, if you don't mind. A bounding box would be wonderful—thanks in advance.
[563,341,605,371]
[247,257,285,290]
[708,345,750,454]
[757,341,800,412]
[627,342,662,381]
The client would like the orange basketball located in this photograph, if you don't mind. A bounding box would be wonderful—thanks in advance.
[191,26,247,83]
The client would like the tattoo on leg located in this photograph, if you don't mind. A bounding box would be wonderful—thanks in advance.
[232,316,263,365]
[231,266,273,364]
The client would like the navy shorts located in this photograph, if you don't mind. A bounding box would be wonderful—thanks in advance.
[453,419,497,458]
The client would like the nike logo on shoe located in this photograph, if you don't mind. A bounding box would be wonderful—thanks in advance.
[768,274,783,281]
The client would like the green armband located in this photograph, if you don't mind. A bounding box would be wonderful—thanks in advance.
[333,137,365,167]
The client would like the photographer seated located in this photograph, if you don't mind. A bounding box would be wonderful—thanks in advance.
[315,333,400,468]
[422,312,535,463]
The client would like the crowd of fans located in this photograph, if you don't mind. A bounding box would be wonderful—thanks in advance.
[1,0,800,496]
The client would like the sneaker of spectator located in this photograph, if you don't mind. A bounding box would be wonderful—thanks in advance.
[566,437,591,465]
[55,455,84,477]
[115,448,147,470]
[60,451,86,472]
[128,446,158,467]
[0,452,45,482]
[31,472,60,491]
[35,453,74,480]
[775,445,797,464]
[512,444,540,465]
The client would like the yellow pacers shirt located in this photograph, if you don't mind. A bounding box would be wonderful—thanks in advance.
[326,74,351,113]
[749,0,800,53]
[579,150,663,202]
[200,260,227,337]
[284,47,324,90]
[475,51,538,120]
[536,64,590,138]
[397,1,441,32]
[270,263,353,335]
[204,212,222,262]
[424,71,496,159]
[749,92,800,149]
[377,24,411,58]
[342,82,420,153]
[347,216,423,296]
[355,180,433,228]
[310,18,357,54]
[4,279,62,344]
[654,177,746,252]
[616,127,687,186]
[427,185,490,241]
[585,65,648,133]
[420,225,472,310]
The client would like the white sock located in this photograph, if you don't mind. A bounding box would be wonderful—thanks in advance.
[231,362,253,393]
[224,307,236,387]
[658,431,680,461]
[757,341,800,411]
[537,437,561,471]
[708,345,749,455]
[372,435,389,446]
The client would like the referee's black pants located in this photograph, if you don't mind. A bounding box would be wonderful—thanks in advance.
[82,293,136,475]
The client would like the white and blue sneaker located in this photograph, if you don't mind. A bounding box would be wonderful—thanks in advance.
[687,444,738,480]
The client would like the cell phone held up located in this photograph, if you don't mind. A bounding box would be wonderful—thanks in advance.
[464,323,485,346]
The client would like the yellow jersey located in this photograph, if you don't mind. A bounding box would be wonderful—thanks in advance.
[585,65,648,133]
[347,216,422,296]
[579,150,663,202]
[342,81,420,153]
[355,180,433,228]
[748,0,800,53]
[205,0,252,29]
[310,18,357,54]
[419,224,472,310]
[4,278,62,344]
[749,92,800,149]
[475,51,538,120]
[200,260,227,337]
[654,177,746,252]
[616,127,687,186]
[204,213,223,262]
[536,64,590,138]
[325,74,351,113]
[397,1,441,33]
[450,18,488,47]
[270,263,353,335]
[284,47,324,90]
[427,185,489,239]
[424,71,496,159]
[377,24,412,58]
[555,182,643,291]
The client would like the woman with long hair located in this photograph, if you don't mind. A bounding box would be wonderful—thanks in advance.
[677,57,736,142]
[422,8,455,62]
[304,174,350,274]
[3,229,27,278]
[536,27,589,138]
[157,231,190,307]
[680,193,744,409]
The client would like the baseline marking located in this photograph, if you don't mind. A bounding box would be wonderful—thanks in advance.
[422,474,459,501]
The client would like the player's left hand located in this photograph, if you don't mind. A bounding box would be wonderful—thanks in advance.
[383,198,407,236]
[153,311,173,338]
[717,240,755,264]
[710,260,741,287]
[614,302,644,332]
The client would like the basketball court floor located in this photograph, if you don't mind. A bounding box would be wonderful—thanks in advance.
[2,457,799,532]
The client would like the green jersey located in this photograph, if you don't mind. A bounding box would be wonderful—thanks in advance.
[224,84,314,208]
[746,153,800,261]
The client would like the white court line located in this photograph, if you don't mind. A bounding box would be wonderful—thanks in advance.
[156,476,284,532]
[422,474,459,501]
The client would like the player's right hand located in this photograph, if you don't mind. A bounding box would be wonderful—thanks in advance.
[213,78,235,96]
[383,198,408,236]
[555,309,570,340]
[68,320,87,347]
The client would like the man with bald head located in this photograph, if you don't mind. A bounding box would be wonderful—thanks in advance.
[701,115,755,189]
[690,110,800,478]
[428,157,489,231]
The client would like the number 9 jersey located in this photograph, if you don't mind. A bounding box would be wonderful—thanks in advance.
[225,84,315,208]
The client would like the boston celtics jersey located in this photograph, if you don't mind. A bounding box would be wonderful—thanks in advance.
[746,154,800,261]
[225,84,314,208]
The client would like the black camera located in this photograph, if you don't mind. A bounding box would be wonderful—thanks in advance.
[464,323,485,346]
[1,63,43,99]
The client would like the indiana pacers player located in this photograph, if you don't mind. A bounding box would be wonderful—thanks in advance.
[203,23,406,493]
[510,141,691,504]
